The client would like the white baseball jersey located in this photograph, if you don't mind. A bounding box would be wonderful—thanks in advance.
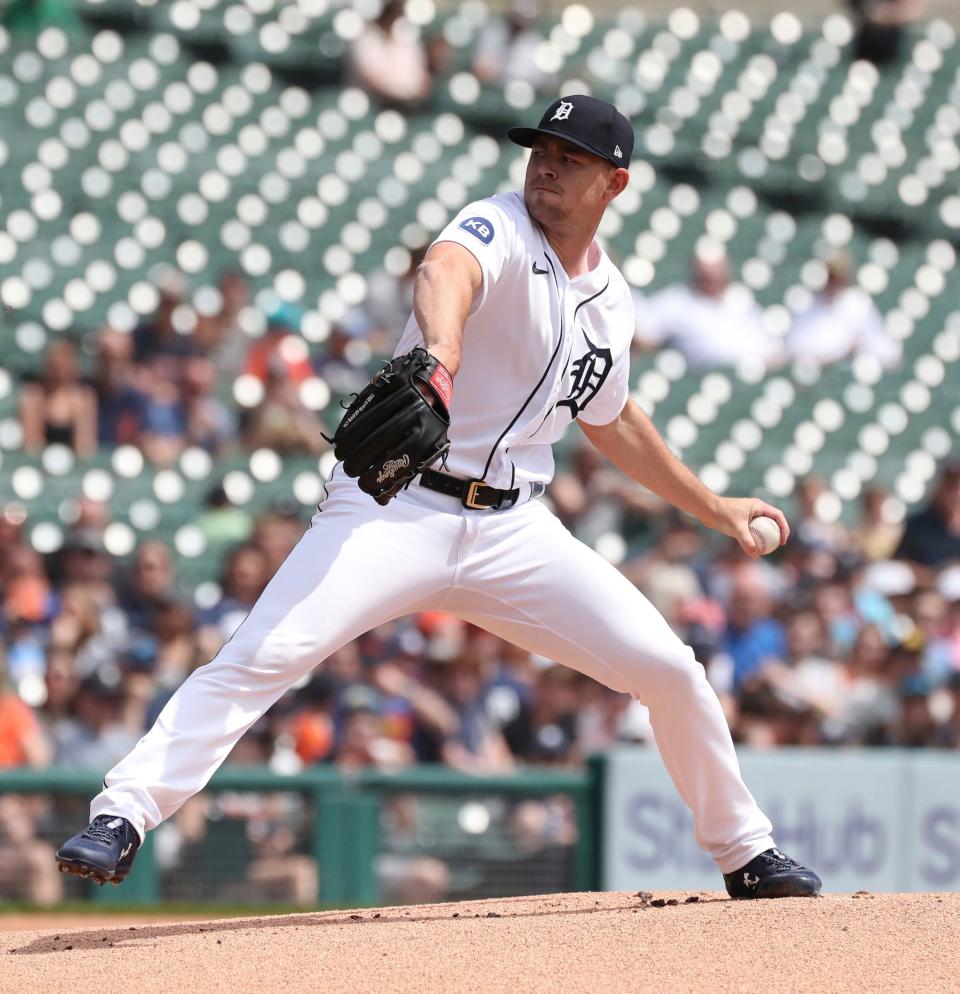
[395,192,636,489]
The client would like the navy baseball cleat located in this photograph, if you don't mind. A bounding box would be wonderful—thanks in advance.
[56,815,140,886]
[723,848,822,899]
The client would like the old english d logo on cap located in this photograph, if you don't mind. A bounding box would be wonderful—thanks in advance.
[506,94,635,168]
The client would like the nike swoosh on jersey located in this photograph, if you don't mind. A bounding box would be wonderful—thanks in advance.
[532,262,549,275]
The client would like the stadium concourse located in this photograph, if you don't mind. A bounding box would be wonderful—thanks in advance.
[0,1,958,907]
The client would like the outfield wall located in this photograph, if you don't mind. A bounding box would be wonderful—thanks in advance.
[602,747,960,893]
[5,748,959,905]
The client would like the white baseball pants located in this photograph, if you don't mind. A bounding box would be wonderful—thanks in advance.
[92,474,774,873]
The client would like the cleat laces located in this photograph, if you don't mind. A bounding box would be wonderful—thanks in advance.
[759,849,802,871]
[82,817,127,846]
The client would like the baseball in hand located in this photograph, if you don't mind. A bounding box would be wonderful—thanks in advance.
[749,515,783,555]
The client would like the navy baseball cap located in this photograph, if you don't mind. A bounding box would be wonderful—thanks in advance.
[507,94,634,168]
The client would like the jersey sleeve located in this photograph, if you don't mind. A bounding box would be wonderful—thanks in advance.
[431,198,516,313]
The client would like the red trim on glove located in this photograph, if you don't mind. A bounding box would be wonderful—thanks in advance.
[428,362,454,410]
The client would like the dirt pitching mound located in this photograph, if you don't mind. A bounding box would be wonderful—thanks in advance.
[2,891,957,994]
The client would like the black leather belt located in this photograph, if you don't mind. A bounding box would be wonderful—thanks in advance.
[419,469,521,510]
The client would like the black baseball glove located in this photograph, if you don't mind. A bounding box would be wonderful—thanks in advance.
[327,348,453,505]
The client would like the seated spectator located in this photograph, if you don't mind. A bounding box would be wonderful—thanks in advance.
[241,364,328,455]
[54,527,108,595]
[501,665,581,765]
[197,546,270,660]
[702,536,784,615]
[793,475,851,554]
[193,270,251,379]
[754,611,844,740]
[434,651,514,773]
[843,623,900,743]
[573,680,637,753]
[196,483,254,551]
[785,255,900,369]
[852,485,904,561]
[548,438,663,546]
[51,533,127,677]
[0,508,25,584]
[71,495,111,534]
[895,462,960,569]
[251,507,306,579]
[717,564,788,693]
[2,546,57,689]
[849,0,927,65]
[472,0,552,92]
[334,684,414,771]
[314,324,377,396]
[92,327,143,448]
[149,596,200,692]
[370,651,461,755]
[289,673,336,765]
[244,307,313,386]
[911,588,956,688]
[812,572,866,656]
[2,544,56,630]
[893,687,941,747]
[182,357,236,456]
[50,671,141,769]
[475,631,537,731]
[135,354,188,466]
[37,644,80,740]
[634,248,781,369]
[0,645,51,768]
[117,540,183,638]
[48,582,127,680]
[347,0,432,108]
[623,509,712,628]
[132,266,196,363]
[19,339,97,456]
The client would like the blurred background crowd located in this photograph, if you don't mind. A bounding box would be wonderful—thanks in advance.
[0,0,959,907]
[0,0,960,904]
[2,264,958,780]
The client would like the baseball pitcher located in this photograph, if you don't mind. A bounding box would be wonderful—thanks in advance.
[57,96,821,901]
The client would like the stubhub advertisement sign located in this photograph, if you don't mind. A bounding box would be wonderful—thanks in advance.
[602,747,960,893]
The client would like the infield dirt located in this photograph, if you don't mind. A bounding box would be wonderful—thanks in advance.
[1,891,956,994]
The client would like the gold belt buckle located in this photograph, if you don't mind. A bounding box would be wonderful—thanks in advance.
[464,480,487,509]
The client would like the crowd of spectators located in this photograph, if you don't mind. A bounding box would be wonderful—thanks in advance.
[17,265,356,466]
[1,162,957,789]
[634,247,902,372]
[14,240,907,479]
[1,435,958,788]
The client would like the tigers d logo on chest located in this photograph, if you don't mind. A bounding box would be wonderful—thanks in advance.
[557,333,612,418]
